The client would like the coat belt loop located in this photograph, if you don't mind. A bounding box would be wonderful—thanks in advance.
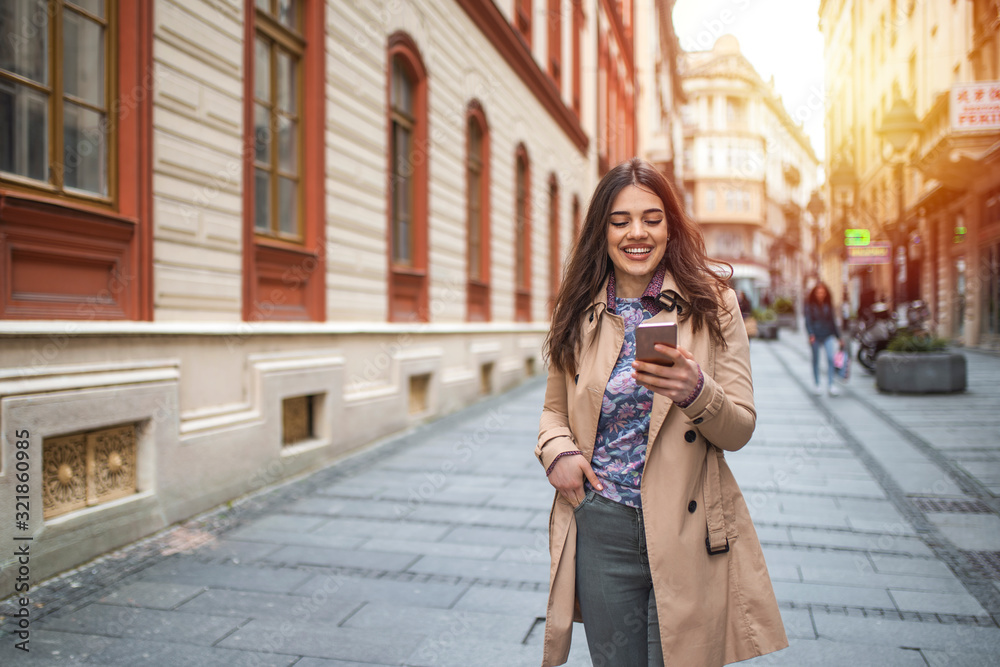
[704,444,729,554]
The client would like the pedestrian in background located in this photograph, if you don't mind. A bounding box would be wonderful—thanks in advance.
[536,158,787,667]
[805,281,842,396]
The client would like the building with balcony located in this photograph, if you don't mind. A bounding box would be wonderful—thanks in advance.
[0,0,652,586]
[679,35,820,308]
[819,0,1000,346]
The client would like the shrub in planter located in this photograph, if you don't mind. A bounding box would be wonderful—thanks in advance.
[876,329,966,393]
[752,307,779,340]
[772,297,795,315]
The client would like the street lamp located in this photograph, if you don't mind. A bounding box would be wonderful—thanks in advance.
[877,96,921,307]
[806,190,825,279]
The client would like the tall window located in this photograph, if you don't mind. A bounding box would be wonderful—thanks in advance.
[387,32,428,322]
[515,0,532,48]
[547,174,560,316]
[572,194,580,244]
[253,0,303,240]
[514,145,532,322]
[0,0,153,320]
[244,0,325,322]
[466,101,491,322]
[547,0,561,91]
[571,0,583,115]
[1,0,111,199]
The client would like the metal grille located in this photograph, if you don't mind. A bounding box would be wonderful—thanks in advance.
[910,497,993,514]
[961,551,1000,580]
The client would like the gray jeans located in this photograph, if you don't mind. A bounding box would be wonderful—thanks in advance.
[574,491,664,666]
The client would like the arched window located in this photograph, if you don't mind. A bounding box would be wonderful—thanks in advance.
[387,32,429,322]
[466,101,491,322]
[547,0,562,90]
[244,0,326,322]
[514,144,532,322]
[547,174,560,317]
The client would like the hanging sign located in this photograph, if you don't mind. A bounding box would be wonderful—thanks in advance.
[951,82,1000,131]
[847,242,891,265]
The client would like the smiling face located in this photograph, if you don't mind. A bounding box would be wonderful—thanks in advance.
[606,184,669,298]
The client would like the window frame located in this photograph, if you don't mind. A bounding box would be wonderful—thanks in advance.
[385,31,429,323]
[514,143,532,322]
[0,0,118,206]
[547,0,562,91]
[251,3,305,242]
[547,173,559,317]
[465,100,491,322]
[0,0,153,321]
[241,0,326,323]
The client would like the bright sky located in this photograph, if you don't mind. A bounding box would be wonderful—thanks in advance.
[672,0,826,162]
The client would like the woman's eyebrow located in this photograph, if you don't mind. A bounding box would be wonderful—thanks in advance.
[610,208,664,215]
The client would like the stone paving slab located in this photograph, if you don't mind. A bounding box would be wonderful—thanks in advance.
[38,603,244,645]
[136,560,313,594]
[753,638,930,666]
[290,574,468,609]
[97,581,206,611]
[889,589,989,616]
[811,613,1000,653]
[218,619,426,664]
[173,588,360,622]
[342,602,536,643]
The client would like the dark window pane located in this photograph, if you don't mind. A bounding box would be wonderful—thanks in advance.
[0,80,48,181]
[391,57,412,115]
[0,0,49,84]
[276,49,295,114]
[277,0,297,29]
[278,176,297,236]
[63,102,106,195]
[63,8,105,107]
[254,103,270,163]
[255,38,270,101]
[277,116,296,174]
[255,167,271,231]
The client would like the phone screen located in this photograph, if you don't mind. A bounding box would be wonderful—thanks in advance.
[634,322,677,366]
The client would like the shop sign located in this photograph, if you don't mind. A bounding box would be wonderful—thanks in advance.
[847,242,891,265]
[951,82,1000,131]
[845,229,870,246]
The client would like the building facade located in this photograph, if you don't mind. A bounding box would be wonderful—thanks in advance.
[0,0,657,585]
[679,36,820,308]
[819,0,1000,347]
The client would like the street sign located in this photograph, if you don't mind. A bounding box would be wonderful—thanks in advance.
[847,242,891,265]
[845,229,870,246]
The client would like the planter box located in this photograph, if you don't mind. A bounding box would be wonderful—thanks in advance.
[757,322,779,340]
[776,313,797,330]
[876,352,967,393]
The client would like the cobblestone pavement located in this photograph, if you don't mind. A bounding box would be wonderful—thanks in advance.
[2,334,999,666]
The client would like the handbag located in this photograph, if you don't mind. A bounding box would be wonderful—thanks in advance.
[833,344,849,379]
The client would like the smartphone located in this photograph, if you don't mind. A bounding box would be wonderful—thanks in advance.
[634,322,677,366]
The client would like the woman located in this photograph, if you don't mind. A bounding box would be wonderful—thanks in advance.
[804,282,841,396]
[536,159,787,666]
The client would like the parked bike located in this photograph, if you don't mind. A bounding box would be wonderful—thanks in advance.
[855,301,896,372]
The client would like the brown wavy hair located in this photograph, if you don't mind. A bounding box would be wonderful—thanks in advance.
[544,158,733,375]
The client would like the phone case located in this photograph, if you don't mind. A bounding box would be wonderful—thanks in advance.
[634,322,676,365]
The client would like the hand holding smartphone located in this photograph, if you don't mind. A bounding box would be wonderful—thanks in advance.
[634,322,677,366]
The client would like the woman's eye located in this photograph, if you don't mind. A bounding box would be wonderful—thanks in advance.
[645,219,663,225]
[610,220,629,227]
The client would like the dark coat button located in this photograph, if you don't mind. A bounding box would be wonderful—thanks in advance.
[693,417,703,425]
[684,430,697,443]
[574,374,579,385]
[688,500,697,513]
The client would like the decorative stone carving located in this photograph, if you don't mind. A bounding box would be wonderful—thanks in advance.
[43,424,138,520]
[43,434,88,518]
[92,425,137,503]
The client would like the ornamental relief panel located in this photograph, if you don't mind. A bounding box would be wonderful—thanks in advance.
[43,425,138,520]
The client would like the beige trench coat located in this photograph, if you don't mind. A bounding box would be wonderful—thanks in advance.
[536,273,788,667]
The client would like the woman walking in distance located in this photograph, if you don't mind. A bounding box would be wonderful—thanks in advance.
[805,281,842,396]
[536,159,787,666]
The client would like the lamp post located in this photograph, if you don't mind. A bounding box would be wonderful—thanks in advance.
[877,96,921,308]
[806,190,825,279]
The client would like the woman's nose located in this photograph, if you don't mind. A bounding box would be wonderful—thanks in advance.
[626,220,647,238]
